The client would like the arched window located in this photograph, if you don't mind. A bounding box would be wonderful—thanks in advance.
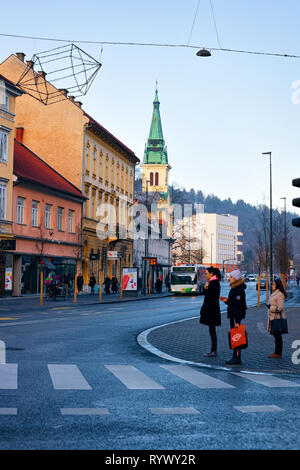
[155,172,159,186]
[150,172,154,185]
[85,143,90,174]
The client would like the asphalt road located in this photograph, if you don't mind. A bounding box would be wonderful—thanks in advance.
[0,282,299,450]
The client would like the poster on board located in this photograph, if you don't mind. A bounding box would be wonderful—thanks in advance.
[5,267,12,291]
[122,267,138,291]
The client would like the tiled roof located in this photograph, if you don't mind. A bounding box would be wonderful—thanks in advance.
[14,140,85,200]
[84,112,140,164]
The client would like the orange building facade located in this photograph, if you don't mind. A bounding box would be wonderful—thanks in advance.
[12,140,84,295]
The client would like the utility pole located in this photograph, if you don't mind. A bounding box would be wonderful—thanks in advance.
[262,152,273,291]
[280,197,287,278]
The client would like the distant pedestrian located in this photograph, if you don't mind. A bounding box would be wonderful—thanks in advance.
[104,276,111,295]
[221,270,247,365]
[267,278,287,359]
[165,273,170,292]
[111,276,119,294]
[296,275,299,286]
[155,277,162,293]
[77,273,84,295]
[89,273,96,295]
[200,267,221,358]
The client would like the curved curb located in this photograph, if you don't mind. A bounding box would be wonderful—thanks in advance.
[137,313,295,377]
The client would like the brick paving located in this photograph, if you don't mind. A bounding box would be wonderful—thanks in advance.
[147,305,300,375]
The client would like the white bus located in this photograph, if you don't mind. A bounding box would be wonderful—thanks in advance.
[170,264,207,295]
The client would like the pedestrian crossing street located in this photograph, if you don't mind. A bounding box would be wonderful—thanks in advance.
[1,362,300,391]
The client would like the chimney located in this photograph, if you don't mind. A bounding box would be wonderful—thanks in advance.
[75,101,82,109]
[59,89,68,97]
[16,52,25,63]
[15,127,24,144]
[69,96,75,103]
[26,60,34,69]
[37,71,46,79]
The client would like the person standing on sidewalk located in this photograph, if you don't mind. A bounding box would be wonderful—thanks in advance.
[89,273,96,295]
[221,269,247,366]
[200,267,221,358]
[267,278,287,358]
[77,273,83,295]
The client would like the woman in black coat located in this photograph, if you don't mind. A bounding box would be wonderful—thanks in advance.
[221,270,247,365]
[200,267,221,357]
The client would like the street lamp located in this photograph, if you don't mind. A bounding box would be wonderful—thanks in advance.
[196,48,212,57]
[262,152,273,290]
[280,196,287,279]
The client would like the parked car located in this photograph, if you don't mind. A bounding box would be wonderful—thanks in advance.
[246,274,256,282]
[256,278,267,290]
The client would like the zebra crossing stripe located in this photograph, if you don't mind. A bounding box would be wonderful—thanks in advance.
[48,365,92,390]
[150,407,200,415]
[161,365,235,389]
[60,408,109,415]
[0,364,18,389]
[234,405,284,413]
[105,365,165,389]
[0,408,17,415]
[232,372,300,388]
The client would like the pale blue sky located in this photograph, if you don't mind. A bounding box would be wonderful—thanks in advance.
[1,0,300,213]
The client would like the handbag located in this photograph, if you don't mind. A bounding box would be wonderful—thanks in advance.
[228,324,248,350]
[270,311,288,335]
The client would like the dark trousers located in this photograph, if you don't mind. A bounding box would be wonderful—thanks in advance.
[274,333,283,355]
[209,325,217,352]
[230,318,242,358]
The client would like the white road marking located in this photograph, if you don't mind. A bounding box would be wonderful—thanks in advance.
[150,407,200,415]
[48,365,92,390]
[60,408,109,415]
[0,408,17,415]
[161,365,235,389]
[105,365,165,389]
[0,340,6,363]
[232,372,300,388]
[234,405,284,413]
[0,364,18,389]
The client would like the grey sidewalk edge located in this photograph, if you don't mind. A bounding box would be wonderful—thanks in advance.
[137,303,300,377]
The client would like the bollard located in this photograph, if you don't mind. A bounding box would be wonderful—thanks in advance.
[257,274,261,308]
[40,270,43,306]
[99,270,102,301]
[74,273,77,303]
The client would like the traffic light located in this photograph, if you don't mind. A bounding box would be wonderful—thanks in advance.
[292,178,300,227]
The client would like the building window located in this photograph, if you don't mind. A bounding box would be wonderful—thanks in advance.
[32,200,39,227]
[125,168,128,194]
[93,148,97,177]
[91,189,96,219]
[84,185,89,217]
[116,162,120,189]
[111,159,115,187]
[0,131,8,162]
[105,155,109,185]
[57,207,63,231]
[17,197,25,224]
[99,151,103,181]
[68,209,74,233]
[121,165,124,192]
[45,204,52,229]
[85,144,90,174]
[155,172,159,186]
[1,93,8,110]
[0,182,6,220]
[150,172,153,186]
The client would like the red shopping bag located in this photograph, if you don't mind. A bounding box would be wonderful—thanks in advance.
[228,324,248,350]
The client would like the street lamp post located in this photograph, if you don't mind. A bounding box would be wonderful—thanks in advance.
[262,152,273,291]
[280,196,287,279]
[210,233,213,266]
[143,179,151,295]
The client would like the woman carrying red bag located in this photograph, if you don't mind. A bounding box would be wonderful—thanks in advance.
[221,269,247,365]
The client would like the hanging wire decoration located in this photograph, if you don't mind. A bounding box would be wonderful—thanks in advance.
[16,43,102,105]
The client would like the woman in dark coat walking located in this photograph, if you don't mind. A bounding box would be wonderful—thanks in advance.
[89,273,96,295]
[200,267,221,357]
[221,269,247,365]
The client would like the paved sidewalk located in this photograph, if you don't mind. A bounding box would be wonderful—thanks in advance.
[0,289,171,308]
[144,305,300,375]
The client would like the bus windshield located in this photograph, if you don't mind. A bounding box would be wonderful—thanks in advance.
[171,274,197,285]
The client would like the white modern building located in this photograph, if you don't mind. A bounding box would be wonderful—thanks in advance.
[201,213,243,270]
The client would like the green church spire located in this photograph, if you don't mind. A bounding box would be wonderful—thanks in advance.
[143,86,168,165]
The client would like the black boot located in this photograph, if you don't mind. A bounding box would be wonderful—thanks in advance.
[226,349,242,365]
